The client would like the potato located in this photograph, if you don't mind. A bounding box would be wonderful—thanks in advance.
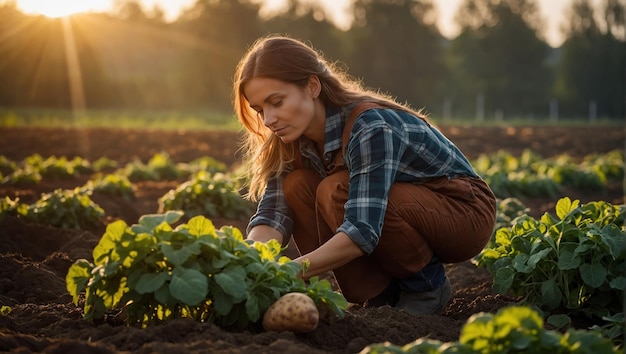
[262,292,319,333]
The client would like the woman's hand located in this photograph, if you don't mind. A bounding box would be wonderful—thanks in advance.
[295,232,365,279]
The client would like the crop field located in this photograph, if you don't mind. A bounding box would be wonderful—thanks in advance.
[0,125,624,353]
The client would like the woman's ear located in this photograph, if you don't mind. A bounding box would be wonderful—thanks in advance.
[308,75,321,99]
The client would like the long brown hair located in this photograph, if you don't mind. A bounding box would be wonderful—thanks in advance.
[233,34,427,201]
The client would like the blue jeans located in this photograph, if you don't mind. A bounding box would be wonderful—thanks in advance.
[398,256,446,293]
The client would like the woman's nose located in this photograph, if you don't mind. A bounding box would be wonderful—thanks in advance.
[263,109,276,127]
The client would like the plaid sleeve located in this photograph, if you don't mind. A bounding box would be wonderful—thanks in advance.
[337,112,403,254]
[247,172,294,243]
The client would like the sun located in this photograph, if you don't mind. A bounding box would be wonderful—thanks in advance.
[16,0,110,18]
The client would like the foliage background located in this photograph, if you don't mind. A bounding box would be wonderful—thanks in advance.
[0,0,624,121]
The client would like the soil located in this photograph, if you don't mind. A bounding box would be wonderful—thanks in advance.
[0,125,623,354]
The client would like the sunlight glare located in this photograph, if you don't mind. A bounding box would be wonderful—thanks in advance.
[17,0,110,18]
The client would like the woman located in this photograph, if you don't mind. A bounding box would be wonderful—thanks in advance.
[233,35,496,315]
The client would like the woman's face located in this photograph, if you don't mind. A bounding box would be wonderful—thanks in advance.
[243,76,323,144]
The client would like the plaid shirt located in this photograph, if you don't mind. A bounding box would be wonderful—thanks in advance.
[247,105,478,254]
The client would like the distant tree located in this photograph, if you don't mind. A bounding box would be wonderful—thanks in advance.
[555,0,625,119]
[446,0,552,120]
[346,0,444,113]
[113,0,149,22]
[175,0,263,110]
[261,0,348,64]
[600,0,624,38]
[148,4,166,23]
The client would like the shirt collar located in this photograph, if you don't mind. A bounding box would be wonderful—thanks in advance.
[299,104,353,162]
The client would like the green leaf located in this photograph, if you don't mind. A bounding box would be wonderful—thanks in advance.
[562,329,618,353]
[508,330,533,350]
[135,272,170,294]
[211,287,234,316]
[220,225,244,242]
[93,220,128,264]
[580,263,607,288]
[513,253,533,273]
[186,215,216,237]
[154,284,175,305]
[493,266,515,293]
[557,244,581,270]
[609,276,626,290]
[459,313,494,349]
[169,267,208,306]
[98,274,127,309]
[597,225,626,259]
[253,240,282,261]
[214,265,248,301]
[528,248,552,269]
[546,314,571,329]
[555,197,579,220]
[245,295,261,322]
[136,211,183,231]
[65,259,93,305]
[161,239,201,266]
[541,278,562,310]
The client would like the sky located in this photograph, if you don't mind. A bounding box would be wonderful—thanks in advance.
[11,0,602,47]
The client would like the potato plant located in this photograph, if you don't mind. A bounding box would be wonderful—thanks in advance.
[81,173,136,201]
[492,198,529,238]
[0,196,28,221]
[0,166,41,186]
[25,188,105,229]
[120,152,184,182]
[1,154,94,186]
[364,306,620,354]
[66,211,348,329]
[29,154,93,179]
[1,188,106,229]
[158,171,254,220]
[177,156,228,176]
[580,149,624,181]
[475,197,625,344]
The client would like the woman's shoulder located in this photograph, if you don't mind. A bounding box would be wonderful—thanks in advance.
[356,106,420,126]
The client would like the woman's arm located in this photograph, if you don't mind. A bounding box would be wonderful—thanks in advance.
[247,224,284,245]
[294,232,365,279]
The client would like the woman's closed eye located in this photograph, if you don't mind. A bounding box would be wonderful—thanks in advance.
[254,100,282,117]
[270,99,283,108]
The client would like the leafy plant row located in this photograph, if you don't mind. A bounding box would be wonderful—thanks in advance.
[2,149,623,200]
[1,188,105,230]
[1,156,254,229]
[158,170,254,220]
[66,211,348,329]
[0,152,228,185]
[478,197,625,347]
[473,149,624,198]
[363,306,620,354]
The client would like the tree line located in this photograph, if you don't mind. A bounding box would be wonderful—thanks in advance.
[0,0,623,121]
